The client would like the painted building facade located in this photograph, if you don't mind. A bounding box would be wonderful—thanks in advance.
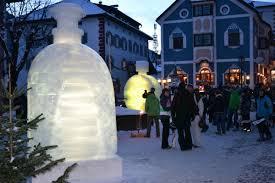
[157,0,272,88]
[255,3,275,85]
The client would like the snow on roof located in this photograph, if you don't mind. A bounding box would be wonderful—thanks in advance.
[254,2,275,7]
[27,0,105,21]
[244,0,275,7]
[62,0,105,15]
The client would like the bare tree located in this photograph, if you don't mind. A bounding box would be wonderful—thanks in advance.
[0,0,54,92]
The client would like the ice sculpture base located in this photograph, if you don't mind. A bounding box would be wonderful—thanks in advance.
[31,156,123,183]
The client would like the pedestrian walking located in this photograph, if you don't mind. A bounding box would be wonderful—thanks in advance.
[240,88,251,132]
[212,89,226,135]
[191,88,204,147]
[207,88,216,124]
[256,89,273,141]
[171,83,196,151]
[145,88,160,138]
[160,88,172,149]
[227,89,240,131]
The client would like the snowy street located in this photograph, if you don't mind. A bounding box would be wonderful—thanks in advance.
[118,126,275,183]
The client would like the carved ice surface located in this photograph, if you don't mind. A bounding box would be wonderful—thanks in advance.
[28,3,117,162]
[124,61,161,111]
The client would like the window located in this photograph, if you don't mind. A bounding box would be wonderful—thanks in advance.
[111,35,116,46]
[106,31,112,44]
[224,65,243,85]
[133,42,139,54]
[224,23,244,47]
[193,4,213,17]
[228,32,240,47]
[220,5,230,15]
[121,38,127,51]
[128,40,133,52]
[169,28,186,50]
[196,68,215,85]
[173,33,184,49]
[140,45,143,56]
[179,9,189,19]
[113,35,120,48]
[258,37,268,49]
[194,34,213,47]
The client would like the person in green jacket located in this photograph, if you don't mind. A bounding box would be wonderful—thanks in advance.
[145,88,160,138]
[227,89,241,131]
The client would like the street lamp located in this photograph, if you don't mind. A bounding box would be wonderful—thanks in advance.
[239,56,245,87]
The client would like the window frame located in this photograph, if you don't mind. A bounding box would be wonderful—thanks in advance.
[128,40,133,52]
[173,36,184,49]
[193,4,213,17]
[194,33,213,47]
[228,32,240,47]
[169,29,186,50]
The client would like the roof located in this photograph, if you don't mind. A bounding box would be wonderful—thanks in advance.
[95,3,141,29]
[156,0,177,23]
[244,0,275,8]
[6,0,24,2]
[254,3,275,8]
[156,0,272,29]
[27,0,152,40]
[29,0,105,20]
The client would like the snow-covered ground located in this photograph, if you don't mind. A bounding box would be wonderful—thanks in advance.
[117,125,275,183]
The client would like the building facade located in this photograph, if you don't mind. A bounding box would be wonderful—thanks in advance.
[18,0,152,96]
[255,3,275,85]
[157,0,272,88]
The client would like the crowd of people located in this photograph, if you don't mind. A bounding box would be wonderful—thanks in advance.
[143,83,274,151]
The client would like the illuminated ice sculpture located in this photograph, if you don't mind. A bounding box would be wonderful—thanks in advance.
[124,61,161,111]
[28,2,121,183]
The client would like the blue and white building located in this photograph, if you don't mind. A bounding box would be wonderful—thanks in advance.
[157,0,272,88]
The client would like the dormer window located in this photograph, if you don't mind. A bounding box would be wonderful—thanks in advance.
[169,28,186,50]
[224,23,244,47]
[193,4,213,17]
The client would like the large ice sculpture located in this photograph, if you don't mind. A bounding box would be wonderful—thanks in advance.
[28,3,117,162]
[124,61,161,111]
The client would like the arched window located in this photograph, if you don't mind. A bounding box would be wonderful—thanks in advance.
[106,31,112,44]
[133,42,139,54]
[196,67,214,86]
[224,64,246,85]
[140,44,143,56]
[121,37,127,51]
[114,34,120,48]
[169,28,186,50]
[167,67,189,86]
[128,40,133,52]
[224,23,244,47]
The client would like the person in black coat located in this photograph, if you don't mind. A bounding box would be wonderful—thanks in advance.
[207,88,216,124]
[160,88,172,149]
[240,88,251,132]
[211,90,226,135]
[171,82,196,151]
